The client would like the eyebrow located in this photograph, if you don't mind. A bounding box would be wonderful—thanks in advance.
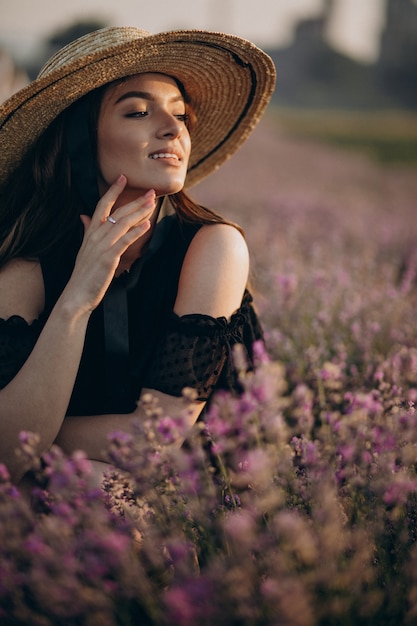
[115,91,185,105]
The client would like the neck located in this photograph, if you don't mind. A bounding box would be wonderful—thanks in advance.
[114,197,162,277]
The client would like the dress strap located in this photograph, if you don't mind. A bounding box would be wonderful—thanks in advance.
[102,258,144,412]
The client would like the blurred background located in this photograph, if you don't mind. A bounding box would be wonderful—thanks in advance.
[2,1,417,129]
[2,0,417,108]
[1,0,416,266]
[1,0,416,161]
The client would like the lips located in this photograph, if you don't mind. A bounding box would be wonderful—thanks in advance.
[149,151,181,161]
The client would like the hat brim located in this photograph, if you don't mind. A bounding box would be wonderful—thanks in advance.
[0,28,276,188]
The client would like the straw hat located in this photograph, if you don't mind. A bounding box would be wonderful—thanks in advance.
[0,26,276,188]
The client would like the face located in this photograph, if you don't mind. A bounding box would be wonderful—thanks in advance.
[97,73,191,198]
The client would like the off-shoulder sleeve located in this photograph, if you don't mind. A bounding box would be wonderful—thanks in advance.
[0,316,43,389]
[143,291,263,400]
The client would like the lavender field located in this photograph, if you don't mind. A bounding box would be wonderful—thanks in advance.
[2,112,417,625]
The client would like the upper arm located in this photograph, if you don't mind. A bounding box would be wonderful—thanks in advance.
[174,223,249,319]
[0,259,44,322]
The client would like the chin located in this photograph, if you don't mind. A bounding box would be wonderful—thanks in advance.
[154,180,186,197]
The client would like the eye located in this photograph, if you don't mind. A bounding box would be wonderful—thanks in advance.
[125,110,148,118]
[176,113,189,123]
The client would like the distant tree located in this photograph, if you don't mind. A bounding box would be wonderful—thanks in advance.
[0,48,28,103]
[47,19,109,49]
[25,19,110,79]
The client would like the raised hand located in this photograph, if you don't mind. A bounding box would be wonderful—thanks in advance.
[64,175,155,315]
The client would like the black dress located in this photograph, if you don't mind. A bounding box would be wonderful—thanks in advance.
[0,212,263,416]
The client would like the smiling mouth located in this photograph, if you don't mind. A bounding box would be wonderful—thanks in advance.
[149,152,180,161]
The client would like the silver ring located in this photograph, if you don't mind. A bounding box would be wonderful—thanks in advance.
[106,216,117,224]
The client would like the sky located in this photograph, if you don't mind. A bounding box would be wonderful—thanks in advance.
[0,0,400,65]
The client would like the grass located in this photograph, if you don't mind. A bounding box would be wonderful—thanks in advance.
[269,107,417,165]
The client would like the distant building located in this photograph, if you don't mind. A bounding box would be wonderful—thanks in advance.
[376,0,417,108]
[267,0,417,110]
[266,9,374,109]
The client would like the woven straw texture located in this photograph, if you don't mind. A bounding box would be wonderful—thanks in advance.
[0,27,276,188]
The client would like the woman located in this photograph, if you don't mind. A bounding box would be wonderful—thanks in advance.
[0,27,276,484]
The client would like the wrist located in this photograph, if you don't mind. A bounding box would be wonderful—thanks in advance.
[54,291,92,328]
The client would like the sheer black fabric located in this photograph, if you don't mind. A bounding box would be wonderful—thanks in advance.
[143,291,262,400]
[0,214,264,414]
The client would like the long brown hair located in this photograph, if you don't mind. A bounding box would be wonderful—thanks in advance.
[0,112,82,267]
[0,78,243,268]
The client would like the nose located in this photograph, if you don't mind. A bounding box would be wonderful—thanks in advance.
[156,110,183,139]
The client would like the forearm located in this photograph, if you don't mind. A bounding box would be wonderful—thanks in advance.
[0,180,157,483]
[54,413,134,462]
[0,296,90,482]
[56,389,205,462]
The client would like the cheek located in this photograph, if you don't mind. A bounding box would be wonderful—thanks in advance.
[97,126,128,177]
[183,133,192,164]
[96,125,112,174]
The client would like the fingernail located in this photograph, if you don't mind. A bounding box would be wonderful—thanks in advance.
[143,189,155,199]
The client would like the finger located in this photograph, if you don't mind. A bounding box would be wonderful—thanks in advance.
[107,219,153,260]
[109,188,156,224]
[101,199,155,239]
[91,174,127,224]
[80,214,92,231]
[105,207,154,245]
[122,219,152,247]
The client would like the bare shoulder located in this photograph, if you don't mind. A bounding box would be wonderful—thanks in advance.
[0,259,44,322]
[194,222,248,249]
[175,224,250,319]
[187,223,249,269]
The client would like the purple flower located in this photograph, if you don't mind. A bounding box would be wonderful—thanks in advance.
[383,475,417,506]
[0,464,10,483]
[23,535,47,556]
[164,577,214,626]
[371,426,397,454]
[157,416,181,444]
